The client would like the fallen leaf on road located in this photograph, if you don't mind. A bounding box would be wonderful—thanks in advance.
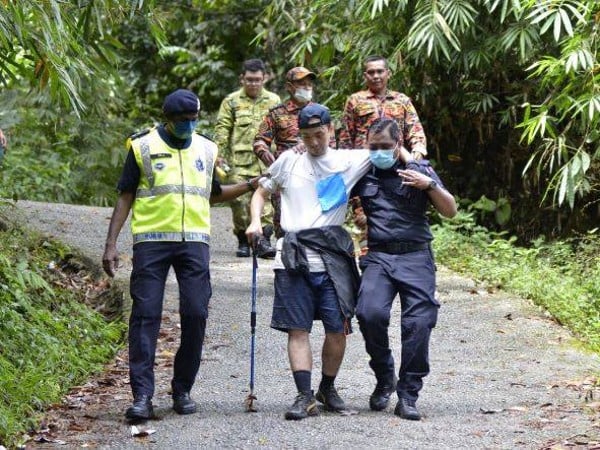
[130,425,156,437]
[506,406,529,412]
[480,407,504,414]
[34,435,66,445]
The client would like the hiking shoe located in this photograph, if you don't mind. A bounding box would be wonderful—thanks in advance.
[172,392,197,415]
[315,386,346,412]
[125,394,153,421]
[284,391,319,420]
[394,398,421,420]
[369,377,397,411]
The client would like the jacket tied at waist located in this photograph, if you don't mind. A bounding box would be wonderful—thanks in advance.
[281,226,360,321]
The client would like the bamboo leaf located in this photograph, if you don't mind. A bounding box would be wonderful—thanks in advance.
[570,154,581,176]
[553,10,562,41]
[559,8,573,36]
[581,152,590,172]
[558,168,568,205]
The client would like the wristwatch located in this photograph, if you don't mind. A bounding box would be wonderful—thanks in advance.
[426,180,438,191]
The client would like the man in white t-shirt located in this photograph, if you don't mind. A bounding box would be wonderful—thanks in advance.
[246,104,370,420]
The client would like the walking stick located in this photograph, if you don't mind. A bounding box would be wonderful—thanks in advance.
[245,243,259,412]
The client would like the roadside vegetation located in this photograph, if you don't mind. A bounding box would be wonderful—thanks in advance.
[0,210,125,448]
[0,0,599,447]
[433,212,600,353]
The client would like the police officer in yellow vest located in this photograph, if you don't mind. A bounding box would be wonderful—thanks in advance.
[102,89,259,422]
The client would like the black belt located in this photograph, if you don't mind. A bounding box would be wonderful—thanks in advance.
[368,242,430,255]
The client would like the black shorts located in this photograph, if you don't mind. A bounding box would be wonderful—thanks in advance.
[270,269,349,333]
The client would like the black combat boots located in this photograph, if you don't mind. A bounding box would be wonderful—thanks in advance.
[236,231,250,257]
[369,374,397,411]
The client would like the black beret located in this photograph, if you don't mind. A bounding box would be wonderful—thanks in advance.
[162,89,200,117]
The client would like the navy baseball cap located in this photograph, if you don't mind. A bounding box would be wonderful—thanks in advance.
[298,103,331,129]
[162,89,200,117]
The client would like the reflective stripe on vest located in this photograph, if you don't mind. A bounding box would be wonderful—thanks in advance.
[132,231,211,244]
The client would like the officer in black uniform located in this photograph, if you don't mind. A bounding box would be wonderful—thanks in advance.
[352,118,457,420]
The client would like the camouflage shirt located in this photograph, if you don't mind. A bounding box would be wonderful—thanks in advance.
[338,89,427,154]
[214,88,280,176]
[253,99,336,161]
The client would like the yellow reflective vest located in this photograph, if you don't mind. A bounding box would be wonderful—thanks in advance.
[129,128,218,244]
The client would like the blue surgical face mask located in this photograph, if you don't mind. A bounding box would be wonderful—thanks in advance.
[172,119,198,139]
[369,149,397,169]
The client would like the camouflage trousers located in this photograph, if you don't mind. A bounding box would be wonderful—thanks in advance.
[348,196,369,256]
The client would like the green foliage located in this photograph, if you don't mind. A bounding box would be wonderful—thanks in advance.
[0,87,130,205]
[519,2,599,209]
[0,0,162,117]
[258,0,600,237]
[0,222,125,448]
[465,194,512,226]
[1,0,599,237]
[432,213,600,352]
[1,1,276,207]
[118,0,274,121]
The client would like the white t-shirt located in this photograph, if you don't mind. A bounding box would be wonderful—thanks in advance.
[260,148,370,270]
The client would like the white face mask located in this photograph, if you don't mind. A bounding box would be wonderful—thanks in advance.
[294,88,313,103]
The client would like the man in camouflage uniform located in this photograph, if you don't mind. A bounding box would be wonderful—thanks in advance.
[214,59,281,257]
[253,66,336,238]
[339,55,428,253]
[339,55,427,155]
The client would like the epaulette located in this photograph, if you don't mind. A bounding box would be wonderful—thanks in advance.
[128,127,152,141]
[126,127,154,150]
[197,132,214,142]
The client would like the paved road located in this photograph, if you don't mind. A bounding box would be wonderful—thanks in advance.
[15,200,600,449]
